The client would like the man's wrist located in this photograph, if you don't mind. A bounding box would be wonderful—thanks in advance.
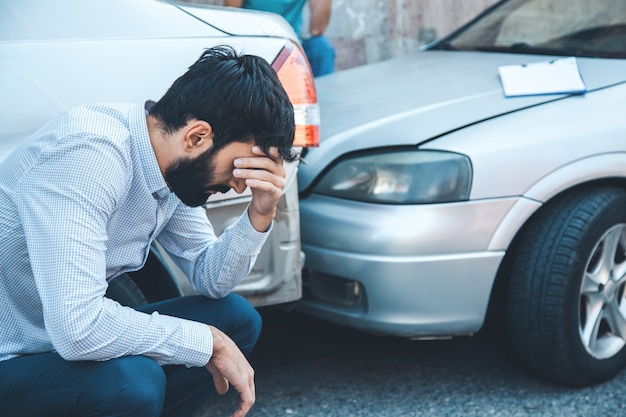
[247,206,275,232]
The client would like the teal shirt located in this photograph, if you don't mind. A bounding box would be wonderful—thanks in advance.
[244,0,307,36]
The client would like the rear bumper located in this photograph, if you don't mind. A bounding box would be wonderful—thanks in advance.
[172,161,303,307]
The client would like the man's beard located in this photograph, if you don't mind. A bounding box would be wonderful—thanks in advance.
[164,146,231,207]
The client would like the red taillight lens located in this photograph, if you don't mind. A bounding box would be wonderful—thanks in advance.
[272,42,320,147]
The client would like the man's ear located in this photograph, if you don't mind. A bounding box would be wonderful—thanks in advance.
[182,120,213,155]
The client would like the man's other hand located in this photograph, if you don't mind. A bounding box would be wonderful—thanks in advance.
[205,325,256,417]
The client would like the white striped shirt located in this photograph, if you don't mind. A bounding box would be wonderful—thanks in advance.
[0,102,268,367]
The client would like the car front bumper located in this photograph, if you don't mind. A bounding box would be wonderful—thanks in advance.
[296,194,518,338]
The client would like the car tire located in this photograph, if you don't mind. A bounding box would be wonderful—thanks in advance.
[106,273,149,308]
[507,186,626,386]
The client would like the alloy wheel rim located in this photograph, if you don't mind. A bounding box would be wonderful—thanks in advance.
[579,224,626,359]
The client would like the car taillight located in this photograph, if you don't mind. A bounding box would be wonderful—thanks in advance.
[272,42,320,147]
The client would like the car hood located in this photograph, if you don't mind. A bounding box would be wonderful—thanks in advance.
[298,50,626,190]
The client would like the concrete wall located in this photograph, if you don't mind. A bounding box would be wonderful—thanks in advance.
[182,0,500,70]
[319,0,499,70]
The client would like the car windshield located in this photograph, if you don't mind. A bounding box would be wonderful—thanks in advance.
[434,0,626,58]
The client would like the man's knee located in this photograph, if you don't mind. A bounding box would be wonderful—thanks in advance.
[223,294,262,355]
[139,293,262,355]
[96,356,166,416]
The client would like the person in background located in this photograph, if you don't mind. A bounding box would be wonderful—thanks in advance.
[0,45,296,417]
[225,0,335,77]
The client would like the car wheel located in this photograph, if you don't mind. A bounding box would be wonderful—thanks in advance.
[507,186,626,386]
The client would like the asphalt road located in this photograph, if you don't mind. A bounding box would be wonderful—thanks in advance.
[198,307,626,417]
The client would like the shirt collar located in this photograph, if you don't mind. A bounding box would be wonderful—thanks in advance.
[131,102,170,199]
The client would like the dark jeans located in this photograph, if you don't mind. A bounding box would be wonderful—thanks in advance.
[302,35,335,77]
[0,294,262,417]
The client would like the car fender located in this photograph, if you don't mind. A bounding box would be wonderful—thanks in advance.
[488,153,626,251]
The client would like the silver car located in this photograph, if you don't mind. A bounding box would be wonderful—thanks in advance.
[297,0,626,386]
[0,0,319,307]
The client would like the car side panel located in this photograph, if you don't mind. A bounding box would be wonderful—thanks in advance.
[0,17,304,306]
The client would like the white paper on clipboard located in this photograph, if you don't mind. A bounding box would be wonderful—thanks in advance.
[498,57,587,97]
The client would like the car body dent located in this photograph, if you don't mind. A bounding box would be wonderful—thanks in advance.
[156,166,303,307]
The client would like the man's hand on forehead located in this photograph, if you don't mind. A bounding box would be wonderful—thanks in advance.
[234,146,286,232]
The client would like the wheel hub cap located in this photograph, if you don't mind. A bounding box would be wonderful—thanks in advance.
[603,280,618,303]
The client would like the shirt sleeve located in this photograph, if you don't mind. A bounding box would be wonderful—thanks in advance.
[156,201,271,299]
[17,136,212,367]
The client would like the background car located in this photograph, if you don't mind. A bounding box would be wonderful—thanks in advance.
[0,0,319,307]
[296,0,626,387]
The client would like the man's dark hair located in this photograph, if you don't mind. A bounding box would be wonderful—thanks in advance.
[149,45,296,162]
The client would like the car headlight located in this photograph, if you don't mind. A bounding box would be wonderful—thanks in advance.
[312,149,472,204]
